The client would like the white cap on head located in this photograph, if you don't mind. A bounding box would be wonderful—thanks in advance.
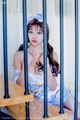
[27,13,43,24]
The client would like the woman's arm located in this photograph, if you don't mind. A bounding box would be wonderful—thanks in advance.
[16,63,24,88]
[38,53,58,91]
[47,59,58,91]
[13,51,23,70]
[13,51,34,88]
[13,51,24,87]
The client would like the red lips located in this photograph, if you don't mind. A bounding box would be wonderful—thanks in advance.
[32,40,37,42]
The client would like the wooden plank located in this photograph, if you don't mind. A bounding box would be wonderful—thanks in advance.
[0,75,67,120]
[0,95,33,107]
[0,76,34,107]
[7,97,67,120]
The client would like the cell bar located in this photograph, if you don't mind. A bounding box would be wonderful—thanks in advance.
[43,0,49,118]
[59,0,64,114]
[74,0,79,120]
[2,0,10,98]
[22,0,30,120]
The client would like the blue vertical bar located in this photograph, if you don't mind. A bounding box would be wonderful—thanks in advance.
[2,0,10,98]
[43,0,49,118]
[22,0,30,120]
[59,0,64,114]
[74,0,79,120]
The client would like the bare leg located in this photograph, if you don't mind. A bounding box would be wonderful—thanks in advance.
[64,95,80,119]
[55,105,73,120]
[64,108,74,120]
[78,102,80,119]
[64,95,74,111]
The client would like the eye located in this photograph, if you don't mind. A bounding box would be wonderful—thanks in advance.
[37,31,42,34]
[28,30,33,34]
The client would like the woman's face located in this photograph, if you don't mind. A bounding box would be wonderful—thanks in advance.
[28,25,43,47]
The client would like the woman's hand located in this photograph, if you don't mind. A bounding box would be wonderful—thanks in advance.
[38,52,43,64]
[38,53,58,91]
[38,53,50,70]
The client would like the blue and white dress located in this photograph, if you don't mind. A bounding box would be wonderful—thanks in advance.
[13,70,71,106]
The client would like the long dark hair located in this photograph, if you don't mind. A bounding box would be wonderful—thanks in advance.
[18,19,59,76]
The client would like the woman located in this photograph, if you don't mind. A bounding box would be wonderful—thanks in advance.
[13,14,80,119]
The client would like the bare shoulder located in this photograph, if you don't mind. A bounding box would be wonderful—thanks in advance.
[13,51,23,61]
[53,51,58,62]
[13,51,23,69]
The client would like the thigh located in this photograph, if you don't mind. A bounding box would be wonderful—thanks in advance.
[64,107,74,120]
[52,105,74,120]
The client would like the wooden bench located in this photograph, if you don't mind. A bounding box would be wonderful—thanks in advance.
[0,75,67,120]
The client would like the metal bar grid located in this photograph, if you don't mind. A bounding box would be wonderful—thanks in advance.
[1,0,79,120]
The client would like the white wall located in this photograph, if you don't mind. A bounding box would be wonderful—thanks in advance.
[0,1,3,75]
[0,0,80,98]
